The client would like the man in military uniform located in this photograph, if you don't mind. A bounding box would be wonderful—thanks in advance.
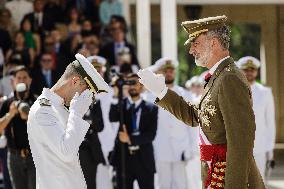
[27,54,109,189]
[237,56,276,184]
[138,15,265,189]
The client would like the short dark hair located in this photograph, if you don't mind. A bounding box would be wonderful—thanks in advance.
[11,65,31,77]
[111,15,127,33]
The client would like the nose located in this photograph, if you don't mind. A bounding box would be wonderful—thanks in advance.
[189,46,195,55]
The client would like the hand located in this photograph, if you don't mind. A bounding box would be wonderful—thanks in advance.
[9,101,18,117]
[137,69,166,97]
[69,89,93,118]
[119,125,130,144]
[18,109,28,120]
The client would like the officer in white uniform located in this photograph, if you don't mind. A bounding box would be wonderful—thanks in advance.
[27,54,109,189]
[143,58,200,189]
[185,75,204,105]
[87,55,116,189]
[237,56,276,183]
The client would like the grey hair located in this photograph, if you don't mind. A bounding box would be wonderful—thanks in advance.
[206,25,231,50]
[61,61,86,85]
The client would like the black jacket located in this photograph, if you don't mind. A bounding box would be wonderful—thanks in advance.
[99,41,139,67]
[80,100,105,165]
[30,69,59,96]
[22,12,54,33]
[109,99,158,173]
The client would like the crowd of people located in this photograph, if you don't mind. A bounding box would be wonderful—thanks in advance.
[0,1,276,189]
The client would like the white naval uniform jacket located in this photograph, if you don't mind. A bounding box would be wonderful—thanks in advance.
[251,82,276,155]
[27,88,89,189]
[143,85,199,162]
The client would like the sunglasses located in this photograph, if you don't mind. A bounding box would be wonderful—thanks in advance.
[127,80,138,86]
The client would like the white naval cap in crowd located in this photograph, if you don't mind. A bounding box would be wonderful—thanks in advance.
[87,55,107,73]
[87,55,107,67]
[75,53,109,93]
[185,75,204,89]
[236,56,261,70]
[148,57,179,73]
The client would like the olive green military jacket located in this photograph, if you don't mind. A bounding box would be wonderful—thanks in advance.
[156,57,265,189]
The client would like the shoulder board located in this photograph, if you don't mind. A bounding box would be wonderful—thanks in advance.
[38,98,52,107]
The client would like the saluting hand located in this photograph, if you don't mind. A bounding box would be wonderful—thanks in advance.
[119,125,131,144]
[69,89,93,118]
[137,69,166,98]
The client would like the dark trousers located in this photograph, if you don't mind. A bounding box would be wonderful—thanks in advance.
[115,152,155,189]
[0,148,12,189]
[7,149,36,189]
[79,148,100,189]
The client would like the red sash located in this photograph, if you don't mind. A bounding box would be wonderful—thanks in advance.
[200,144,227,188]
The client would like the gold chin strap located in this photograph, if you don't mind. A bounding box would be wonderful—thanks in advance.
[84,77,95,92]
[188,29,209,40]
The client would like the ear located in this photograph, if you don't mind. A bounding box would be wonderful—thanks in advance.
[71,76,80,85]
[212,37,222,49]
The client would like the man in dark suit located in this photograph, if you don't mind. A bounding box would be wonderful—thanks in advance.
[109,73,157,189]
[79,100,106,189]
[30,53,59,95]
[99,16,139,67]
[65,0,99,22]
[22,0,54,34]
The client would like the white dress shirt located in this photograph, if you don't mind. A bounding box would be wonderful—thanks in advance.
[208,56,230,75]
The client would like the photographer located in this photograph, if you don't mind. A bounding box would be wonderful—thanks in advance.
[0,65,36,189]
[109,73,158,189]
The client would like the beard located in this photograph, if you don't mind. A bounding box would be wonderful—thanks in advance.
[129,89,139,97]
[165,79,174,85]
[194,45,213,67]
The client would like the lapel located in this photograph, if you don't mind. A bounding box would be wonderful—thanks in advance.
[40,70,48,87]
[199,57,234,107]
[138,100,146,131]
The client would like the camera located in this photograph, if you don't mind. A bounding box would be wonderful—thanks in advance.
[15,83,30,114]
[110,69,136,88]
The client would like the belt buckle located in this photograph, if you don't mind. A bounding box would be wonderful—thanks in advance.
[20,149,29,158]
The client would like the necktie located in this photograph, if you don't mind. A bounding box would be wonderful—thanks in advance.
[131,103,142,133]
[44,71,52,88]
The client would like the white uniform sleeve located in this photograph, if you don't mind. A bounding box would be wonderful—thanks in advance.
[35,107,90,162]
[265,88,276,152]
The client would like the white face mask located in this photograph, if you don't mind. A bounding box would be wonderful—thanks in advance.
[15,83,27,93]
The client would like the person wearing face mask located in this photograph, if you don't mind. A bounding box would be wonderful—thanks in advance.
[0,65,37,189]
[27,53,109,189]
[138,15,265,189]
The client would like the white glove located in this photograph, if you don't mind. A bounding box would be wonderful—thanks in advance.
[137,69,167,99]
[69,89,93,118]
